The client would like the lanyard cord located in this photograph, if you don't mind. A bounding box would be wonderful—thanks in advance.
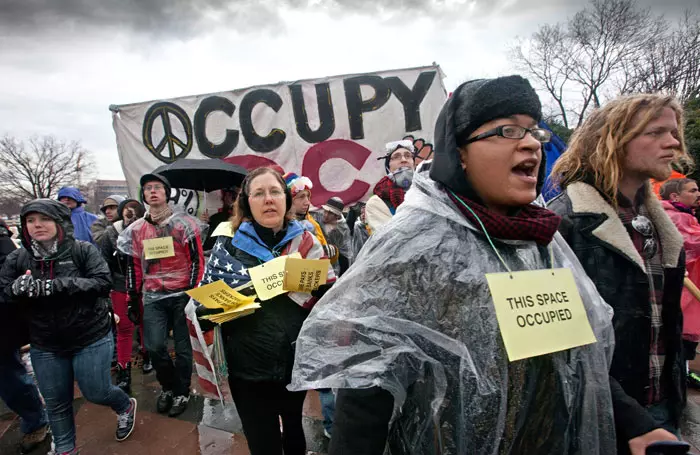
[448,190,555,277]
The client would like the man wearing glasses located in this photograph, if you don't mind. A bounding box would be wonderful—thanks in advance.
[548,94,689,455]
[365,140,417,232]
[118,173,205,418]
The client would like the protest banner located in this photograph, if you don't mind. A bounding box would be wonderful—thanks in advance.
[111,65,447,214]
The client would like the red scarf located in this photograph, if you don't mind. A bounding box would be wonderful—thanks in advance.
[447,191,561,246]
[373,176,406,212]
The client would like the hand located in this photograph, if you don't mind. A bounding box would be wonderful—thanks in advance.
[11,271,36,298]
[114,313,121,324]
[127,300,141,324]
[33,279,54,297]
[200,210,210,223]
[196,305,224,332]
[629,428,679,455]
[323,244,338,262]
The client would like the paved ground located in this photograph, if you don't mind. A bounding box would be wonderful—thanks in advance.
[0,356,329,455]
[1,357,699,454]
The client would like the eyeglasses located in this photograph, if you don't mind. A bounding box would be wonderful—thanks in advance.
[464,125,552,145]
[390,151,415,162]
[143,184,164,191]
[631,215,658,259]
[249,188,285,200]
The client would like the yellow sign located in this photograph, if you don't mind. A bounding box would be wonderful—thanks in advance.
[248,253,301,301]
[199,301,262,324]
[485,268,596,361]
[143,237,175,260]
[186,280,256,310]
[284,258,330,292]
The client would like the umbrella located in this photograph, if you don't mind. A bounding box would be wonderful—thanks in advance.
[152,159,247,193]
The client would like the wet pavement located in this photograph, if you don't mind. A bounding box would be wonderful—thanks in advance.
[0,354,329,455]
[2,357,700,454]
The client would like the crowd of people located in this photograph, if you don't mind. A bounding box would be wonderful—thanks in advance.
[0,74,698,455]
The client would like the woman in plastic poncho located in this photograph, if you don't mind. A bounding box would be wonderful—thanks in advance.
[290,76,617,454]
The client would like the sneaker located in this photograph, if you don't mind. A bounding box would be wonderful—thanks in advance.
[115,398,137,441]
[323,428,332,439]
[168,395,189,417]
[20,424,49,453]
[156,390,173,414]
[142,357,153,374]
[689,371,700,390]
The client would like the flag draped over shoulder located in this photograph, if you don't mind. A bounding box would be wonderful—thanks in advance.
[185,222,336,402]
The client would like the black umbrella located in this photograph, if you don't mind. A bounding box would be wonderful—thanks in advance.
[152,159,247,193]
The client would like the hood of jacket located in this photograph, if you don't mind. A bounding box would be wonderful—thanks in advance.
[429,78,546,205]
[57,187,87,204]
[20,199,75,254]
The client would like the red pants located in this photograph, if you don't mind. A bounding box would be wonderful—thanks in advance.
[111,291,137,368]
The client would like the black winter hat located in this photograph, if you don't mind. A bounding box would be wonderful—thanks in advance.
[429,75,546,202]
[139,173,172,203]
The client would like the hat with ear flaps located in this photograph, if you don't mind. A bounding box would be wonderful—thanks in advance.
[429,75,546,204]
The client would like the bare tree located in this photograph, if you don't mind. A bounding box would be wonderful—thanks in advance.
[0,135,96,203]
[511,0,678,127]
[512,24,574,128]
[618,11,700,102]
[567,0,660,124]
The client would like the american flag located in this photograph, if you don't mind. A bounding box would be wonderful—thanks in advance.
[186,230,336,402]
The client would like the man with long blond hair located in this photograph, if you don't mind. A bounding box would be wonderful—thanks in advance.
[549,94,690,454]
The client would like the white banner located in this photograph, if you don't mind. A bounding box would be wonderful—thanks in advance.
[112,65,447,215]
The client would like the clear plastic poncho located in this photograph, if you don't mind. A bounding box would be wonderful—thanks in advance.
[117,208,208,302]
[290,173,617,454]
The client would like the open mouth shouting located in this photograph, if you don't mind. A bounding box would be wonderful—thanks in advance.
[512,158,539,184]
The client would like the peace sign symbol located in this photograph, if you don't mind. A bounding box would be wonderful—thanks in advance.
[142,102,193,163]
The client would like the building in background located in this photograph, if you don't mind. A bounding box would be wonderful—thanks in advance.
[87,179,129,213]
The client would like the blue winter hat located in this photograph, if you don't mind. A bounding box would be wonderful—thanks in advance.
[57,187,87,205]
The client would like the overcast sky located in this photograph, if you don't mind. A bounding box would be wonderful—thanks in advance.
[0,0,695,180]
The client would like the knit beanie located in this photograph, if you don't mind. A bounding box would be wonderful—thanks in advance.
[454,76,542,146]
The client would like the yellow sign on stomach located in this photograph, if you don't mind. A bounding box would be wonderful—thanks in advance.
[485,268,596,361]
[143,237,175,260]
[186,279,256,310]
[283,257,330,292]
[248,253,301,301]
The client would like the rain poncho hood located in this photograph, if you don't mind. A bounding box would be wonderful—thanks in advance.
[57,187,87,204]
[291,173,616,454]
[57,187,98,243]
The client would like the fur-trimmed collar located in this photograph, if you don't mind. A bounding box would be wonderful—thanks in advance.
[565,181,683,271]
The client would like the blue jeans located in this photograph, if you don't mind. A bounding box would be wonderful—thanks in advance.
[143,293,192,396]
[31,334,131,453]
[318,389,335,434]
[0,349,47,434]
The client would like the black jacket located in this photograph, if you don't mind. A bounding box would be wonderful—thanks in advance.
[219,223,330,383]
[0,199,112,354]
[0,223,26,353]
[99,221,129,293]
[548,182,686,451]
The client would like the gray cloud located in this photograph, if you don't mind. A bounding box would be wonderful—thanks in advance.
[0,0,285,37]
